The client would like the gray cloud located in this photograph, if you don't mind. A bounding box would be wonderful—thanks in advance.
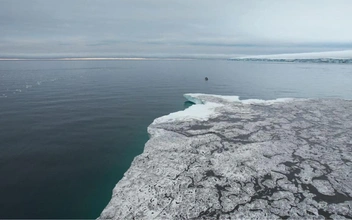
[1,0,352,58]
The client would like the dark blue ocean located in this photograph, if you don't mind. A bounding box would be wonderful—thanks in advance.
[0,60,351,218]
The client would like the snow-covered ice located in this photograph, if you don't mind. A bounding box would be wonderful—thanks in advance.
[232,50,352,63]
[99,94,352,219]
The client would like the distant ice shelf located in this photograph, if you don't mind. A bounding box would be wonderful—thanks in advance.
[231,50,352,63]
[99,93,352,219]
[231,58,352,64]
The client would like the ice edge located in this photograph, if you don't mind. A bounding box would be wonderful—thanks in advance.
[153,93,297,125]
[99,93,352,219]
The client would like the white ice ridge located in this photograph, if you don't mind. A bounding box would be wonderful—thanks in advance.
[232,50,352,63]
[154,94,295,124]
[99,94,352,219]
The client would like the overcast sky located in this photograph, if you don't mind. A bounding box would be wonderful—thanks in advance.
[1,0,352,58]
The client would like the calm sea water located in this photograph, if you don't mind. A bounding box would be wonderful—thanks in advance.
[0,60,351,218]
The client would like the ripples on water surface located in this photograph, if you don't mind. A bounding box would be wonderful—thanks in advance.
[0,60,351,218]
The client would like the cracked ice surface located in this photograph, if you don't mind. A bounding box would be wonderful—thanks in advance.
[99,94,352,219]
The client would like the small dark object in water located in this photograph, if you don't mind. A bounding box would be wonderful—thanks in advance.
[205,77,208,81]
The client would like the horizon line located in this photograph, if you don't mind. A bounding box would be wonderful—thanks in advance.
[0,57,231,61]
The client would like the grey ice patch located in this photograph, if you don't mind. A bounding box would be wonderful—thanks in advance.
[312,180,336,196]
[99,94,352,219]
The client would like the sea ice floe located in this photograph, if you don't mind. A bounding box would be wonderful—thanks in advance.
[99,94,352,219]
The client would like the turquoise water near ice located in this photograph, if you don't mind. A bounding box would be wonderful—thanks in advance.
[0,60,351,218]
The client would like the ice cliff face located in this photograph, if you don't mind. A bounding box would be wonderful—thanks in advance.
[99,94,352,219]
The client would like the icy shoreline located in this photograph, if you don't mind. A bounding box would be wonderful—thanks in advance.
[99,94,352,219]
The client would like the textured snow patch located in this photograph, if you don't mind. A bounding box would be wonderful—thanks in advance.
[312,180,336,196]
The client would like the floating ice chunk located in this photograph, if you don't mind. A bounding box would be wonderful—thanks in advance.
[99,94,352,219]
